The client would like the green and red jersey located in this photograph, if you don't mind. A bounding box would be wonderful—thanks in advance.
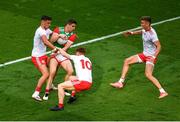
[53,27,77,48]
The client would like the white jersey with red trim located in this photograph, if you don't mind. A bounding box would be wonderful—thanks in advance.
[70,55,92,83]
[31,26,52,57]
[142,27,159,56]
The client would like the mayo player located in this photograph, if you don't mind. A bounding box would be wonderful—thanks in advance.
[43,19,77,101]
[50,48,93,111]
[31,16,59,101]
[110,16,168,99]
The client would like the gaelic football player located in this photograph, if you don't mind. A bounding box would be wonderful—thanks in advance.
[31,16,59,101]
[50,47,93,111]
[110,16,168,99]
[43,19,77,101]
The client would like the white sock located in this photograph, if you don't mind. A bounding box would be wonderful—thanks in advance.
[118,78,125,83]
[159,88,166,93]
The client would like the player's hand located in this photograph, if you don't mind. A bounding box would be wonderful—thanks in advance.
[57,48,63,54]
[123,31,133,37]
[52,47,59,53]
[52,48,62,56]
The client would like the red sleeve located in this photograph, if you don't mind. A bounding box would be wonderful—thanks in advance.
[68,34,77,42]
[53,27,60,34]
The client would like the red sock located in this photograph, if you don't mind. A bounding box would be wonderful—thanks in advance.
[58,103,64,108]
[35,86,41,92]
[45,89,49,94]
[71,91,76,97]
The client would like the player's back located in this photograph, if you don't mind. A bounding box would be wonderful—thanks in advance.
[70,55,92,83]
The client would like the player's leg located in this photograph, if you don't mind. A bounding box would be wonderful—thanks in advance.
[46,56,59,90]
[61,60,74,81]
[50,80,75,111]
[145,63,168,99]
[58,81,76,104]
[43,58,59,100]
[69,76,78,80]
[49,58,59,90]
[61,60,75,96]
[46,58,59,91]
[32,64,49,101]
[46,56,51,66]
[121,55,142,79]
[110,55,140,88]
[67,76,78,103]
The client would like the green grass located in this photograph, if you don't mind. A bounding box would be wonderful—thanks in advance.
[0,0,180,120]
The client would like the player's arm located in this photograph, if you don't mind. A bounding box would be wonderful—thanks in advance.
[58,48,71,59]
[50,32,59,43]
[41,35,57,50]
[62,41,73,51]
[123,30,142,37]
[50,27,67,43]
[154,41,161,58]
[62,34,77,51]
[50,33,67,43]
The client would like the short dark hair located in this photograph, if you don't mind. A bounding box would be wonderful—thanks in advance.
[65,18,77,25]
[76,48,86,54]
[141,16,151,24]
[41,15,52,21]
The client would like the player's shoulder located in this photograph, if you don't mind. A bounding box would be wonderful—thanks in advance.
[53,26,62,33]
[150,27,157,35]
[35,26,45,35]
[37,26,45,33]
[37,26,44,31]
[47,28,52,34]
[84,56,91,62]
[150,27,159,41]
[69,33,77,42]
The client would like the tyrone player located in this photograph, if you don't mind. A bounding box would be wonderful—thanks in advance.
[110,16,168,99]
[43,19,77,101]
[50,48,93,111]
[31,16,60,101]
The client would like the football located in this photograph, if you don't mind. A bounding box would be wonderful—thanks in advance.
[57,38,68,45]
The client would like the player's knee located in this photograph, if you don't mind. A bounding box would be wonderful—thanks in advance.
[49,70,56,77]
[43,72,49,78]
[124,58,130,65]
[145,72,152,78]
[58,84,63,89]
[69,76,77,80]
[67,69,73,75]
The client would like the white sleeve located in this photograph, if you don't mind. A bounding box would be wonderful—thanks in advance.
[152,31,159,42]
[39,29,46,37]
[48,29,53,35]
[70,55,77,61]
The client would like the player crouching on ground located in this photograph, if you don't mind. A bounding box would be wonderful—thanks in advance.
[50,48,93,111]
[110,16,168,99]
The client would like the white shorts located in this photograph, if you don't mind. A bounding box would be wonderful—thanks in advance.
[51,53,69,64]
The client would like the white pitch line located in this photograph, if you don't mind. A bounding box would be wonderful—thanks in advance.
[0,16,180,68]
